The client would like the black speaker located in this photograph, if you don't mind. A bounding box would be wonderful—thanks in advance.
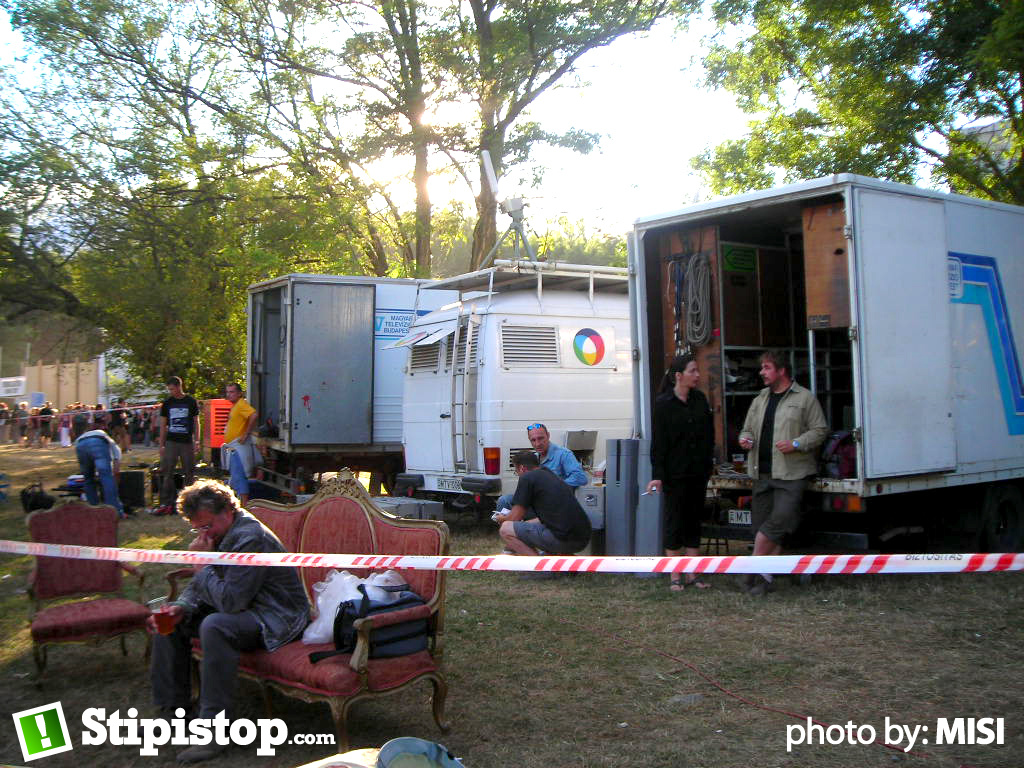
[119,470,147,509]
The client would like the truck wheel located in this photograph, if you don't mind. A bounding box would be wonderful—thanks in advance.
[980,484,1024,552]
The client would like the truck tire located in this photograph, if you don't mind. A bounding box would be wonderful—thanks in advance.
[980,483,1024,552]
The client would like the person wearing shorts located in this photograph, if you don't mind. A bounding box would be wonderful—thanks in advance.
[495,450,592,561]
[739,350,827,596]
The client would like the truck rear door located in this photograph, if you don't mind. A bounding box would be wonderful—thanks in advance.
[288,281,374,445]
[853,188,956,477]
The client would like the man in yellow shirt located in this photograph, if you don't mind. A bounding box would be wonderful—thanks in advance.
[223,382,258,507]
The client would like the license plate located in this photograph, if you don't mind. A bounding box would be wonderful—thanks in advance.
[436,476,463,491]
[728,508,751,525]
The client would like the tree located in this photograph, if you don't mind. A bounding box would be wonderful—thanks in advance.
[445,0,695,268]
[694,0,1024,204]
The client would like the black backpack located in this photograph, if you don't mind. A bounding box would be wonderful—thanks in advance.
[308,583,428,663]
[21,482,56,514]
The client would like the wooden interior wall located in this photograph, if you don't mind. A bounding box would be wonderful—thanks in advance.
[657,225,725,462]
[803,202,851,328]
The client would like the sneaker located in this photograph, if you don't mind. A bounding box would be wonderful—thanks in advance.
[747,575,775,597]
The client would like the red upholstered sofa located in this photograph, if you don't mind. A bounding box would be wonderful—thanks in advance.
[169,471,451,749]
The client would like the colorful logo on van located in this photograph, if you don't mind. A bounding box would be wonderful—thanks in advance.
[573,328,605,366]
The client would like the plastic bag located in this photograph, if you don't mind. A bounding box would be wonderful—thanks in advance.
[362,569,408,605]
[302,570,362,644]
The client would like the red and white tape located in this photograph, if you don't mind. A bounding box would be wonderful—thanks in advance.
[1,539,1022,575]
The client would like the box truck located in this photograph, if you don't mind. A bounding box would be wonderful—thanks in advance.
[246,274,456,494]
[630,174,1024,551]
[394,260,634,516]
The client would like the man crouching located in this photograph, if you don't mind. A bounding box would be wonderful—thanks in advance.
[148,479,309,764]
[496,450,592,557]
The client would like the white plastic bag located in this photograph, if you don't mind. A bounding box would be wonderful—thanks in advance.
[301,570,363,644]
[362,569,409,605]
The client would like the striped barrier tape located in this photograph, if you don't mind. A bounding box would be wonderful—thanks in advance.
[1,539,1022,575]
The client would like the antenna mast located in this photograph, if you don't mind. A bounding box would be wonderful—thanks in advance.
[479,150,537,269]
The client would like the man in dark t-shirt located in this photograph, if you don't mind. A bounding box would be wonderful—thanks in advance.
[154,376,200,515]
[495,450,592,557]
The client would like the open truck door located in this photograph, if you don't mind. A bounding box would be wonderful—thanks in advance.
[853,189,956,477]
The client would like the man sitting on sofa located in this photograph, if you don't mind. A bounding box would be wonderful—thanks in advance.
[495,450,592,560]
[148,479,309,763]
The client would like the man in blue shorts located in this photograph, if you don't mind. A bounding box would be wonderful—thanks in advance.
[496,450,591,559]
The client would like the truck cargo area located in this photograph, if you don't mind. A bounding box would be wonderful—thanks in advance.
[637,192,856,475]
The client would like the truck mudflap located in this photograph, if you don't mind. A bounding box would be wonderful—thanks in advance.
[394,473,424,497]
[460,475,502,494]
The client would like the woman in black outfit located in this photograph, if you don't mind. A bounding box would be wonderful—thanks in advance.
[646,354,715,591]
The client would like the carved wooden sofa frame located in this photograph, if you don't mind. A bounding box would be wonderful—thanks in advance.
[168,471,451,749]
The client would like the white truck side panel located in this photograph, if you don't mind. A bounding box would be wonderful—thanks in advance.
[945,201,1024,467]
[854,190,956,477]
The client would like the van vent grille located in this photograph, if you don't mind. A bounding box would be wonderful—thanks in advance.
[410,343,440,372]
[508,447,534,471]
[501,325,559,366]
[445,323,479,369]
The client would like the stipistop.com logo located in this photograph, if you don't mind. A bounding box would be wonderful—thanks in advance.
[11,701,73,762]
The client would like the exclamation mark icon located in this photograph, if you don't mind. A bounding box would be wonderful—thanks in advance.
[36,714,51,749]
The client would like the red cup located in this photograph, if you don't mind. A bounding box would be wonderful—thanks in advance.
[153,608,176,635]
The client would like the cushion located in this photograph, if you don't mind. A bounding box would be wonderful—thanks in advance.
[298,498,376,597]
[31,598,150,643]
[248,503,310,553]
[236,642,438,697]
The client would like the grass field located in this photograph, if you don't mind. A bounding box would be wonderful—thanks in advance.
[0,443,1021,767]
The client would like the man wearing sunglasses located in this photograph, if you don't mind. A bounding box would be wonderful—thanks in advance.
[147,479,309,763]
[495,423,588,516]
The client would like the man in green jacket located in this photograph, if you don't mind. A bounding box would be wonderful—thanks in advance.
[739,350,828,596]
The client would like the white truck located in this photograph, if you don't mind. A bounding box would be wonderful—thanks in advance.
[630,174,1024,551]
[245,274,456,494]
[394,260,634,515]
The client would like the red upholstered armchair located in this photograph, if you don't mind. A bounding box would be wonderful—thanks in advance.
[26,500,150,681]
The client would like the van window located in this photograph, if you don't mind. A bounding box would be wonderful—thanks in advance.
[445,322,479,370]
[410,342,441,373]
[501,325,560,366]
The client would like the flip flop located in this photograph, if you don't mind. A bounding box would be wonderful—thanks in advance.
[669,578,686,592]
[685,578,712,589]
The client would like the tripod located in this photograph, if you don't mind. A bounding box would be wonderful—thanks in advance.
[479,198,536,269]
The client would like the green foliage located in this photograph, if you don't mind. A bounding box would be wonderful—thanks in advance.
[535,217,625,267]
[695,0,1024,204]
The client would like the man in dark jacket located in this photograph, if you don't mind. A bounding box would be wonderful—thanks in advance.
[148,479,309,763]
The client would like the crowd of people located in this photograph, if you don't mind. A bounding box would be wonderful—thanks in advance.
[0,398,164,449]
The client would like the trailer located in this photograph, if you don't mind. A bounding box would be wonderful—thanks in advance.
[246,274,456,494]
[630,175,1024,551]
[394,260,634,516]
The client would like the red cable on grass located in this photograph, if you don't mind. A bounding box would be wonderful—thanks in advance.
[557,616,937,761]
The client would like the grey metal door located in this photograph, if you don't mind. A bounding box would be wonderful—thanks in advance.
[289,281,374,444]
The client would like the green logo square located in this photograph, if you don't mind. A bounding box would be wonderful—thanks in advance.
[12,702,73,762]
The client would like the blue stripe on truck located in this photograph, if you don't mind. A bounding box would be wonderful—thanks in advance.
[950,252,1024,434]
